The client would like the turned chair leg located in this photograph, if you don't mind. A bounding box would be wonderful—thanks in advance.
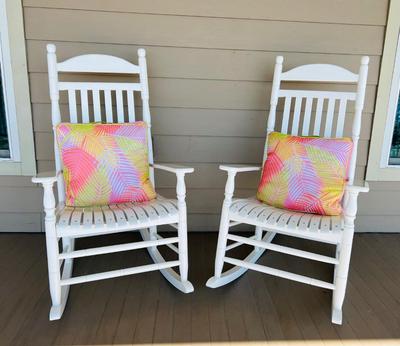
[212,171,235,279]
[45,227,62,320]
[177,222,189,282]
[214,215,230,278]
[176,172,189,283]
[62,236,74,253]
[332,227,354,325]
[254,226,263,252]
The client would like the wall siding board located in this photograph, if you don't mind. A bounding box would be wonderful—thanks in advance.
[1,186,397,219]
[24,8,384,55]
[31,103,374,140]
[0,213,42,233]
[33,131,371,167]
[28,73,378,113]
[23,0,388,26]
[0,1,395,232]
[35,160,367,189]
[25,40,382,84]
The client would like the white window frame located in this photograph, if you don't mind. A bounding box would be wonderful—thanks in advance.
[0,0,36,175]
[367,0,400,181]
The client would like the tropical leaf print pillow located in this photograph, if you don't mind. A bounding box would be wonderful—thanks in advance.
[256,132,353,216]
[56,122,156,207]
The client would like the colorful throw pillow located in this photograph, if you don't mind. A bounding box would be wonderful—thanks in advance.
[56,122,156,207]
[256,132,353,216]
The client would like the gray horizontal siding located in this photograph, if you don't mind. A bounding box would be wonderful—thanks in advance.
[23,7,385,55]
[23,0,388,26]
[0,0,395,232]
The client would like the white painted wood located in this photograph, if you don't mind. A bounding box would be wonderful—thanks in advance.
[302,97,313,135]
[0,0,35,167]
[61,260,180,286]
[116,89,124,122]
[92,89,101,121]
[207,56,369,325]
[34,44,195,320]
[104,89,113,122]
[207,231,276,288]
[227,234,339,264]
[140,228,194,293]
[138,48,155,185]
[324,97,336,137]
[155,234,179,254]
[348,56,369,185]
[225,235,256,251]
[367,1,400,181]
[291,96,302,135]
[281,97,291,134]
[80,89,89,123]
[58,82,142,91]
[224,257,335,290]
[127,90,135,121]
[278,89,356,100]
[46,44,65,203]
[57,54,140,74]
[281,63,359,83]
[336,98,347,137]
[59,237,179,260]
[67,90,77,123]
[313,97,324,135]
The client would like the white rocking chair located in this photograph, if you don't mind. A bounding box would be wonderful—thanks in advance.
[206,56,370,324]
[32,44,194,320]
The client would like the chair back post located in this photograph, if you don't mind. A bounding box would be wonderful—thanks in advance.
[348,56,369,185]
[47,44,65,203]
[263,56,283,164]
[138,48,155,186]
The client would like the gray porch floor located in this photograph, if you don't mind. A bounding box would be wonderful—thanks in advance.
[0,232,399,345]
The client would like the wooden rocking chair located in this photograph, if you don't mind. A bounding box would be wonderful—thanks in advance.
[206,56,369,324]
[32,44,194,320]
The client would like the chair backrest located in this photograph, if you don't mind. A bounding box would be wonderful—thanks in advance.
[46,44,154,203]
[265,56,369,185]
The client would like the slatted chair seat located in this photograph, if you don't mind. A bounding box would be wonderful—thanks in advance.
[56,197,179,238]
[229,198,343,244]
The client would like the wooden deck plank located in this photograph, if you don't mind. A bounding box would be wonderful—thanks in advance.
[112,247,147,344]
[190,232,211,343]
[0,233,399,345]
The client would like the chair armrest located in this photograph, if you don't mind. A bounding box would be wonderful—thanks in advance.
[32,171,61,216]
[152,163,194,175]
[342,181,369,219]
[219,164,261,173]
[32,171,60,185]
[345,181,369,194]
[153,163,193,204]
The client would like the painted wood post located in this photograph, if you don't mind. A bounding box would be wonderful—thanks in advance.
[254,226,263,252]
[138,48,155,186]
[348,56,369,185]
[46,44,65,203]
[176,172,189,282]
[332,189,358,324]
[256,56,283,251]
[263,56,283,164]
[42,181,62,309]
[214,171,236,277]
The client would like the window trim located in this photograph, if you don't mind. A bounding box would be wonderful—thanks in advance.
[367,0,400,181]
[0,0,35,175]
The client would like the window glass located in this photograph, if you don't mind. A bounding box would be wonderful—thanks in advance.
[0,64,10,159]
[389,93,400,165]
